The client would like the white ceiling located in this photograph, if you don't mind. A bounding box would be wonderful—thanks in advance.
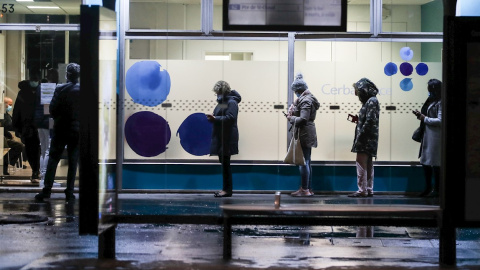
[5,0,437,15]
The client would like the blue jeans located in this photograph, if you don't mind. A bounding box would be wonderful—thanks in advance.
[299,146,312,190]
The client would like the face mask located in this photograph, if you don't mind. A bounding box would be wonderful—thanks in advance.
[6,105,12,112]
[29,81,39,88]
[295,92,301,98]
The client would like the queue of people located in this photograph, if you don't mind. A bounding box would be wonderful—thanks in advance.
[209,76,441,198]
[4,66,440,200]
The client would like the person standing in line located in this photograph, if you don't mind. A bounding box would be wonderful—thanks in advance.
[12,71,42,183]
[35,63,80,201]
[348,78,380,198]
[413,79,442,197]
[35,68,59,182]
[287,73,320,197]
[207,80,241,198]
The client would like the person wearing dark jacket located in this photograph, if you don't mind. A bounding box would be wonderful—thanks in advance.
[35,63,80,201]
[12,73,42,183]
[348,78,380,197]
[207,80,241,198]
[287,73,320,197]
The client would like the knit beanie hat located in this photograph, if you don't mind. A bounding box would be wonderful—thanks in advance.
[291,73,308,92]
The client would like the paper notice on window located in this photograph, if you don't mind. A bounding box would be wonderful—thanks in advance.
[41,83,56,105]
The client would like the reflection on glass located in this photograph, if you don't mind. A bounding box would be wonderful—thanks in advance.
[382,0,443,33]
[129,0,202,30]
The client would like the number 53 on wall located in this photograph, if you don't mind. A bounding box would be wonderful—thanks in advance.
[1,4,14,13]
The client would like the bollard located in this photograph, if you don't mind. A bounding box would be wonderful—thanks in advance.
[274,191,281,209]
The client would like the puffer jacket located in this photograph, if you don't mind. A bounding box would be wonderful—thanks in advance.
[12,80,37,136]
[351,85,380,157]
[289,90,320,148]
[210,90,241,156]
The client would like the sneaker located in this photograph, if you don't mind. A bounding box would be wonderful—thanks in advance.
[31,171,41,184]
[214,190,232,197]
[290,188,313,197]
[348,192,368,197]
[367,192,374,197]
[34,192,51,201]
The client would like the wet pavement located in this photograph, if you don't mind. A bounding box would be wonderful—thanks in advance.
[1,188,480,270]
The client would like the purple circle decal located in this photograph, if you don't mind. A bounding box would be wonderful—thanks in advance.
[400,62,413,76]
[400,47,414,61]
[126,61,171,107]
[400,78,413,91]
[416,63,429,76]
[177,113,213,156]
[384,62,398,76]
[125,111,171,157]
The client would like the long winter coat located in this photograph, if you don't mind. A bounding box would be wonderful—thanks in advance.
[419,100,441,166]
[210,90,241,156]
[289,91,320,148]
[351,94,380,157]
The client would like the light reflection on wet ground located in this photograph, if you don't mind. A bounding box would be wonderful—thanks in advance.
[0,192,479,270]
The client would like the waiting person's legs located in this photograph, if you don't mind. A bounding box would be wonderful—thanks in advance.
[65,133,80,197]
[220,154,232,194]
[38,128,50,177]
[299,146,312,190]
[23,128,41,181]
[42,135,66,193]
[348,152,369,197]
[420,165,433,196]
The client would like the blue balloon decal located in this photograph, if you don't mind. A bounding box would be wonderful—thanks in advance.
[384,62,398,76]
[400,47,414,61]
[400,78,413,91]
[126,61,171,107]
[177,113,213,156]
[125,111,171,157]
[400,62,413,76]
[416,63,429,76]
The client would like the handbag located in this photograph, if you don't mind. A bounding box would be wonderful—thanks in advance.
[412,123,424,143]
[284,123,305,166]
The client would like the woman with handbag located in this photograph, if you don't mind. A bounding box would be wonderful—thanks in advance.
[207,80,241,198]
[348,78,380,198]
[413,79,442,197]
[287,73,320,197]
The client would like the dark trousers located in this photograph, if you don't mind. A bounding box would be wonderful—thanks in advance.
[422,165,440,192]
[3,139,24,173]
[218,155,232,193]
[43,131,79,195]
[23,129,40,173]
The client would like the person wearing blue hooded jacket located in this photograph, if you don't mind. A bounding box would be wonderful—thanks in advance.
[207,80,241,198]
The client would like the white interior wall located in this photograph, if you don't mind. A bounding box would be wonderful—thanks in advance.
[99,2,441,162]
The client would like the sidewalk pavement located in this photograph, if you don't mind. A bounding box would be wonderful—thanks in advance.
[0,189,479,270]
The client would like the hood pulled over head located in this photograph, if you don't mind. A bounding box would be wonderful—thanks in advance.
[354,78,378,103]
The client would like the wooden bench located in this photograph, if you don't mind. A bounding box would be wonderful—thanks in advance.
[221,203,441,260]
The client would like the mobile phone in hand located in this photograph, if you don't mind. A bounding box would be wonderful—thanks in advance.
[282,111,287,117]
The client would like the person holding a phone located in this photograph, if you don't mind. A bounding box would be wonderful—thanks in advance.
[287,73,320,197]
[207,80,241,198]
[348,78,380,198]
[412,79,442,197]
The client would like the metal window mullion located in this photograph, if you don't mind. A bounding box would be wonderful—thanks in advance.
[287,32,295,145]
[116,0,128,193]
[201,0,213,35]
[371,0,382,37]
